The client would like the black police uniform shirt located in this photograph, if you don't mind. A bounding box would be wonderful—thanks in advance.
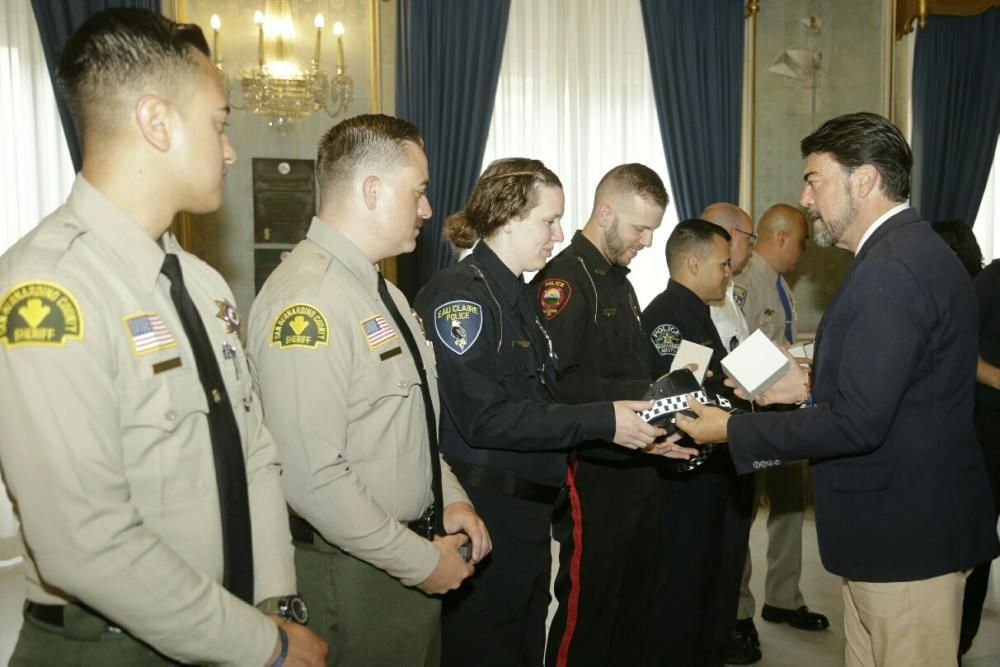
[414,241,612,488]
[641,279,751,419]
[531,231,651,462]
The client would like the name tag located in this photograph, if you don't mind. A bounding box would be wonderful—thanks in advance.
[152,357,182,374]
[603,308,617,317]
[512,340,532,348]
[380,347,402,361]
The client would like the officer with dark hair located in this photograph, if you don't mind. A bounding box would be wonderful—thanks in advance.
[0,8,325,666]
[642,219,757,666]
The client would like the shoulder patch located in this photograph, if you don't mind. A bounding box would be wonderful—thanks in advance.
[360,314,398,349]
[0,280,83,348]
[733,285,747,309]
[123,312,176,355]
[434,300,483,355]
[538,278,572,320]
[270,303,329,350]
[650,323,681,357]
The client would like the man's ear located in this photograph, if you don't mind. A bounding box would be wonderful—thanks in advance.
[135,95,172,153]
[362,175,380,211]
[686,253,700,276]
[596,202,613,228]
[853,164,879,199]
[776,229,788,248]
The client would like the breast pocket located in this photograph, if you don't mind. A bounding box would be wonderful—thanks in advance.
[120,368,213,501]
[364,348,422,405]
[499,342,540,395]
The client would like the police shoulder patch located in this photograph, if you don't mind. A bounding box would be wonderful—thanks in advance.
[733,285,747,309]
[650,323,682,357]
[434,300,483,355]
[538,278,572,320]
[270,303,329,350]
[0,280,84,349]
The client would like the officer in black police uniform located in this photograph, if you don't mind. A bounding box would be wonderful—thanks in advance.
[414,159,673,666]
[532,164,671,666]
[641,219,757,666]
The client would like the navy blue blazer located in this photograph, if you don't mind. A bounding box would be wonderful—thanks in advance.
[728,208,1000,581]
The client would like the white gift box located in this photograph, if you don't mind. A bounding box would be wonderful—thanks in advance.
[721,329,790,399]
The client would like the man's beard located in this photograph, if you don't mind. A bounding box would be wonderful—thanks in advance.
[810,191,857,248]
[605,219,636,266]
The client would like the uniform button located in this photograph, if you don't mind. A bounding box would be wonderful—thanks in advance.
[165,410,177,421]
[398,381,407,388]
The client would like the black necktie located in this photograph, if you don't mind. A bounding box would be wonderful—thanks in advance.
[376,272,445,536]
[161,253,254,603]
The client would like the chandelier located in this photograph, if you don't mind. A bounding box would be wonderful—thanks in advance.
[210,2,354,133]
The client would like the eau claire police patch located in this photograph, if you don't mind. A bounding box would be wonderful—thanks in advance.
[650,323,682,357]
[0,280,83,349]
[434,300,483,355]
[270,303,329,350]
[538,278,571,320]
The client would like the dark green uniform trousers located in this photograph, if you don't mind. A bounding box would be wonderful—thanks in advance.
[295,537,441,667]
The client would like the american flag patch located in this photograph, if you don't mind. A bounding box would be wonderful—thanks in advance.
[124,312,176,355]
[360,315,397,349]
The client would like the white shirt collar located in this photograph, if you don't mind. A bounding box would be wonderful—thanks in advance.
[854,203,909,255]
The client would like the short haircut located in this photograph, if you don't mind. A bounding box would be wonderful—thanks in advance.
[594,163,669,210]
[57,8,210,140]
[316,114,423,204]
[665,218,730,273]
[800,112,912,202]
[444,158,562,249]
[932,219,983,278]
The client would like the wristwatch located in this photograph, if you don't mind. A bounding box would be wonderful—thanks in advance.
[258,595,309,624]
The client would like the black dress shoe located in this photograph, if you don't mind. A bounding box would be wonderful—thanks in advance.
[723,631,762,665]
[761,604,830,631]
[732,617,760,647]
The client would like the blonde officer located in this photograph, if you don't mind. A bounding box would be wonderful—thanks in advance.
[247,114,491,667]
[0,9,325,667]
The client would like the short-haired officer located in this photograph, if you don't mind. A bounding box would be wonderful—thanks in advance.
[0,9,325,666]
[247,113,490,666]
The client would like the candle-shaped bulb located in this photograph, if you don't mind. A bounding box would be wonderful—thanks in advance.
[313,14,324,65]
[333,21,345,37]
[254,10,264,26]
[210,14,221,30]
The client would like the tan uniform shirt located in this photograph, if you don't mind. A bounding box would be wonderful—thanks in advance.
[735,251,798,343]
[247,218,469,587]
[0,178,293,667]
[710,282,751,352]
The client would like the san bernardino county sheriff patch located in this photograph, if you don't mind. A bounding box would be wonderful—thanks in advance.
[434,300,483,355]
[270,303,329,350]
[0,280,83,349]
[650,323,682,357]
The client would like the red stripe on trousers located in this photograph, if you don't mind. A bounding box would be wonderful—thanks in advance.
[556,459,584,667]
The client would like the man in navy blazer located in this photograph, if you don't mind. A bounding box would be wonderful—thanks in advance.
[675,112,999,667]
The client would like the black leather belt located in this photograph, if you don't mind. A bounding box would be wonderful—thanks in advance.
[289,513,439,544]
[24,601,122,633]
[449,462,562,504]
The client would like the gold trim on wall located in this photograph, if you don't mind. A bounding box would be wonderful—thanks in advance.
[896,0,1000,39]
[739,7,757,217]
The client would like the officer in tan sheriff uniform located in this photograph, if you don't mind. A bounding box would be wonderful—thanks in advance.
[248,114,491,667]
[0,9,325,667]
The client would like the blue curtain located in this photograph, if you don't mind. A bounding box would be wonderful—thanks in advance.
[395,0,511,298]
[911,8,1000,225]
[30,0,162,173]
[639,0,744,220]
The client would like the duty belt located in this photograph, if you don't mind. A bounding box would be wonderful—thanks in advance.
[289,512,440,544]
[24,601,123,634]
[449,461,562,505]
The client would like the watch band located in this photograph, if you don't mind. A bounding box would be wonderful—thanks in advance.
[271,626,288,667]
